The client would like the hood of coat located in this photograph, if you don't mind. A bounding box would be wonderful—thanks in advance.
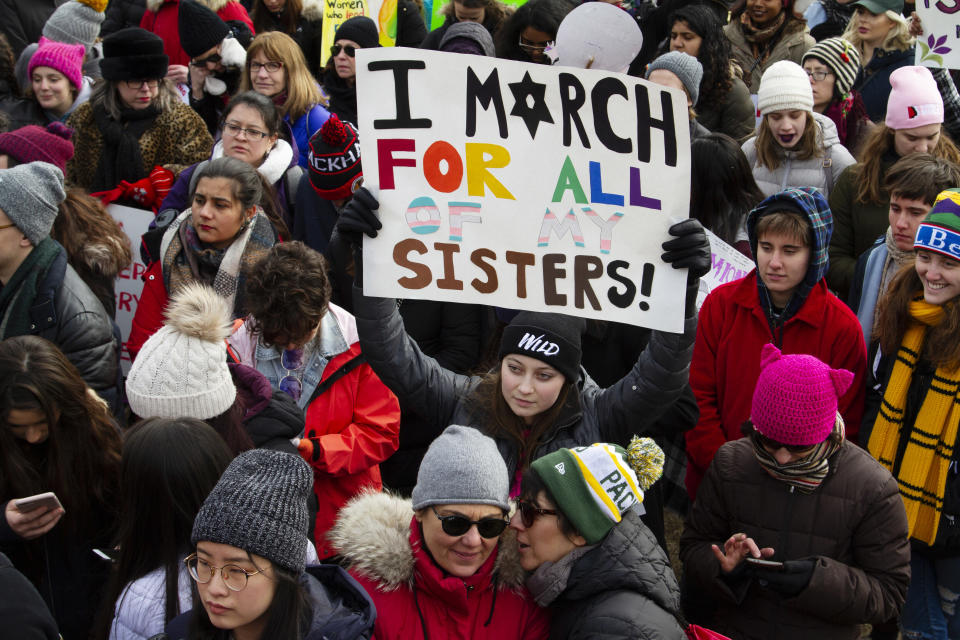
[302,564,377,639]
[812,111,840,149]
[328,491,527,591]
[559,508,682,618]
[746,185,833,320]
[76,233,131,279]
[211,137,295,185]
[147,0,232,12]
[301,0,323,21]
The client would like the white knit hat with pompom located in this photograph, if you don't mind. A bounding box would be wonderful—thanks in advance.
[125,283,236,420]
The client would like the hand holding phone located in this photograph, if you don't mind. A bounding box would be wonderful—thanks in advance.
[6,493,64,540]
[745,557,785,571]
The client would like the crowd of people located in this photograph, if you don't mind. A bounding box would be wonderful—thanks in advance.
[1,0,959,639]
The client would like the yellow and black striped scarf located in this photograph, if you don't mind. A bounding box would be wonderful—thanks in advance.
[867,298,960,545]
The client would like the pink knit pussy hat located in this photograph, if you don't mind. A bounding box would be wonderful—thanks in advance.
[885,65,943,131]
[28,37,85,91]
[750,344,854,446]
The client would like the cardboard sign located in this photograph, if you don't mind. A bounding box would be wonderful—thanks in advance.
[697,229,755,310]
[916,1,960,69]
[356,49,691,332]
[107,204,154,372]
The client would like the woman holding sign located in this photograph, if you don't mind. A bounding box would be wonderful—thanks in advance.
[334,187,710,494]
[863,190,960,639]
[0,335,122,639]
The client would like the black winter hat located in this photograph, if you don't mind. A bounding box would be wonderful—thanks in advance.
[499,311,586,382]
[333,16,380,49]
[100,27,169,81]
[178,0,230,59]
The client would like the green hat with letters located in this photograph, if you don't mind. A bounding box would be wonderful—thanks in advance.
[530,437,664,544]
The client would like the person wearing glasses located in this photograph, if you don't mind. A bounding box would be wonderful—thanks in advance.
[330,425,550,640]
[801,38,871,155]
[241,31,330,169]
[66,28,212,193]
[319,17,379,129]
[167,448,375,640]
[509,438,687,639]
[681,345,910,640]
[228,241,401,560]
[153,91,301,248]
[493,0,575,64]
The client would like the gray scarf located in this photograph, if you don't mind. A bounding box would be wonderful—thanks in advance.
[525,544,597,607]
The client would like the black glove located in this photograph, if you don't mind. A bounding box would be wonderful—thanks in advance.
[661,218,711,281]
[751,559,816,597]
[336,187,381,246]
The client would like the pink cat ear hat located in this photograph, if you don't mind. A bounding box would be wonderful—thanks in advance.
[750,343,854,446]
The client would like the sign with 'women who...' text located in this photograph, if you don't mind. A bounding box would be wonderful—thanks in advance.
[356,48,691,332]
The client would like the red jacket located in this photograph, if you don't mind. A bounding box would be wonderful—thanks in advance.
[128,259,166,362]
[330,493,550,640]
[686,272,867,498]
[140,0,254,67]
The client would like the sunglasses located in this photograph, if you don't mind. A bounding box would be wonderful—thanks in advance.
[331,44,358,57]
[516,499,558,528]
[191,53,222,66]
[431,506,508,538]
[752,430,816,454]
[278,348,303,402]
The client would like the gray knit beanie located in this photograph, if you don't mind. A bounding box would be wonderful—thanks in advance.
[192,449,313,574]
[411,425,510,512]
[125,283,237,420]
[645,51,703,105]
[43,0,107,49]
[0,162,65,245]
[439,22,496,57]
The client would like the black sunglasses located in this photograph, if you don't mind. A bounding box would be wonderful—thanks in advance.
[331,44,357,57]
[431,506,508,538]
[191,53,222,66]
[752,430,815,454]
[516,499,558,528]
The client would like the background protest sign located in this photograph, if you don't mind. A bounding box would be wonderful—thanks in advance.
[321,0,392,67]
[107,204,153,373]
[355,48,691,332]
[915,1,960,69]
[697,229,754,310]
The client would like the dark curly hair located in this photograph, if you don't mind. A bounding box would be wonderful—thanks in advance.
[244,241,332,347]
[666,4,733,109]
[494,0,576,62]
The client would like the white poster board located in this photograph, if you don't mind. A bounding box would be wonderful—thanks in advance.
[107,204,154,373]
[697,229,755,310]
[355,49,691,332]
[916,3,960,69]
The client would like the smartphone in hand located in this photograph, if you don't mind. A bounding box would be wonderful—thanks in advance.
[745,557,785,571]
[14,492,63,513]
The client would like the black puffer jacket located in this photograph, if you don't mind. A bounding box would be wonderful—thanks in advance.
[546,508,686,639]
[33,245,119,406]
[351,288,697,479]
[102,0,148,35]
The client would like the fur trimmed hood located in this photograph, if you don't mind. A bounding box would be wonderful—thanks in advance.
[302,0,323,21]
[147,0,231,12]
[328,492,528,591]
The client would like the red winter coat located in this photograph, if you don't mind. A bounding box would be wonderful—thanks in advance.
[329,492,551,640]
[128,260,166,362]
[140,0,254,67]
[228,305,401,559]
[686,272,867,498]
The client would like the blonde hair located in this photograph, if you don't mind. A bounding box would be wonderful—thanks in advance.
[841,11,913,54]
[241,31,326,122]
[754,112,823,170]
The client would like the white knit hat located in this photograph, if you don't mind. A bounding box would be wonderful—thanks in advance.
[758,60,814,115]
[126,283,237,420]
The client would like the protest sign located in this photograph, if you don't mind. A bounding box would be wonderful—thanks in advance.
[915,1,960,69]
[321,0,392,68]
[355,48,691,332]
[107,204,153,372]
[697,229,754,310]
[425,0,526,30]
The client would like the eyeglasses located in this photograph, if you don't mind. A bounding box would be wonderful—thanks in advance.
[222,122,271,141]
[191,53,222,67]
[805,70,833,82]
[121,79,159,90]
[431,506,508,538]
[515,499,558,528]
[752,430,816,454]
[0,222,16,230]
[331,44,358,58]
[518,35,550,53]
[278,348,303,402]
[251,60,283,73]
[184,553,265,592]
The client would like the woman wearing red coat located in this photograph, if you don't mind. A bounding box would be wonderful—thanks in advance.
[228,242,401,559]
[329,425,550,640]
